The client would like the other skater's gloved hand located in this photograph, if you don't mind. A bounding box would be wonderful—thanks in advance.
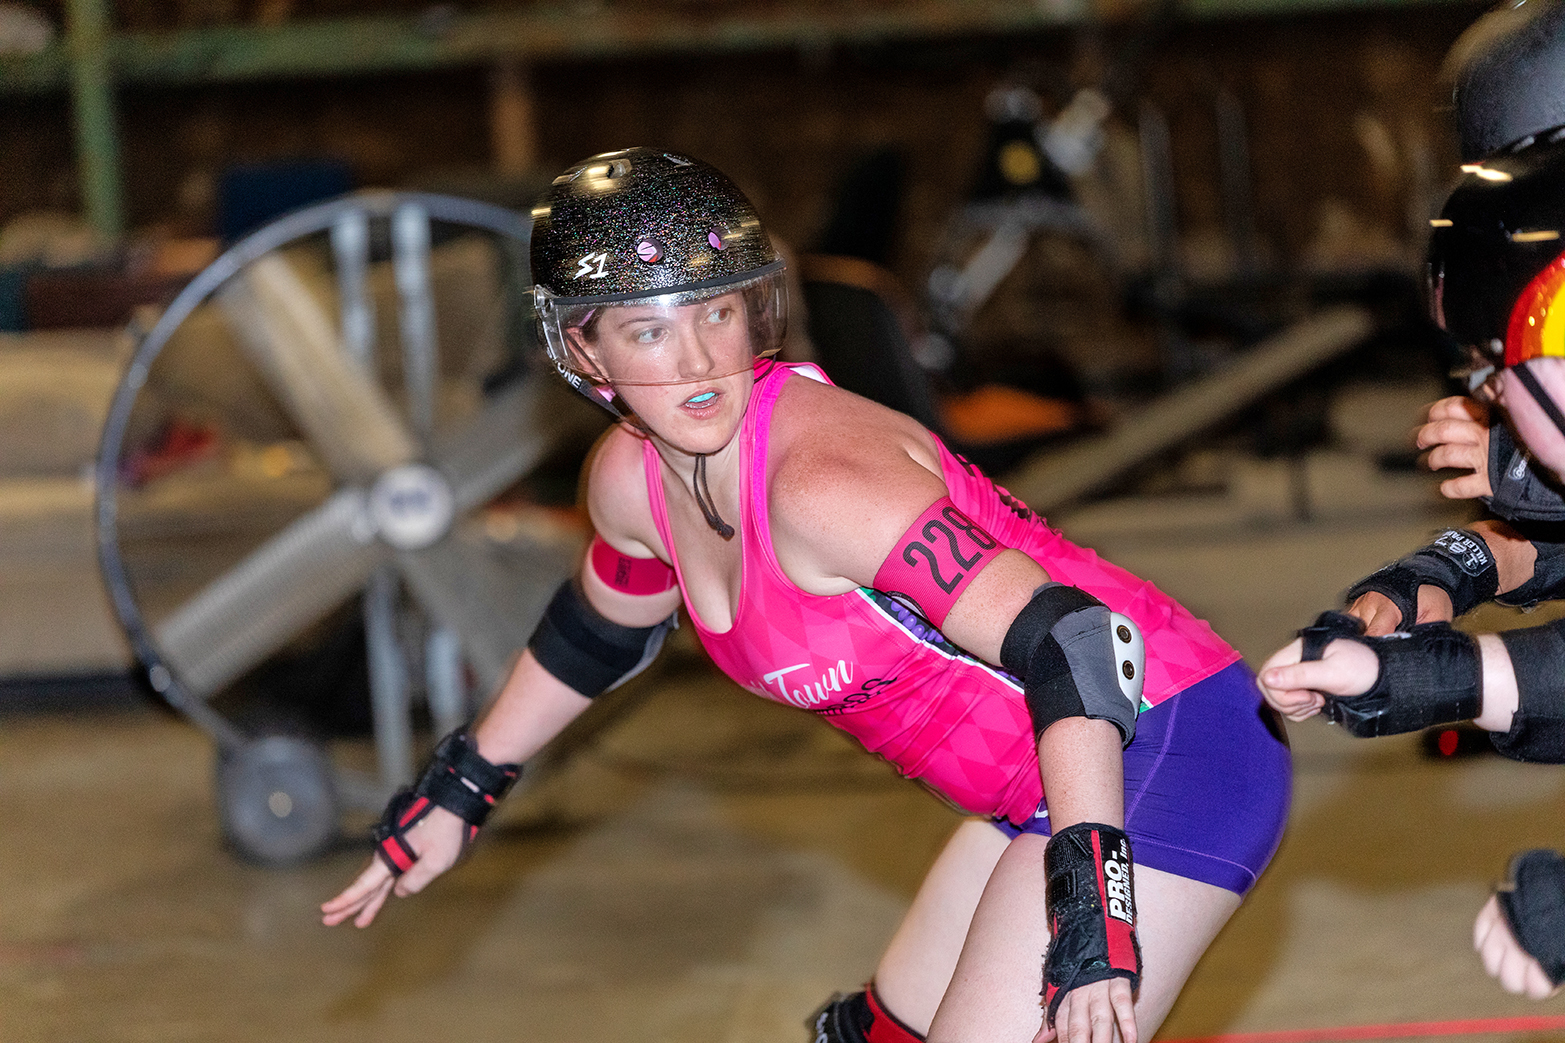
[1346,585,1455,636]
[320,805,467,928]
[1257,633,1378,722]
[1418,396,1493,500]
[1475,894,1562,1000]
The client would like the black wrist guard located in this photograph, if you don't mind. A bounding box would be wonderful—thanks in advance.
[1344,529,1499,622]
[1042,822,1142,1026]
[373,731,520,876]
[1493,622,1565,763]
[1487,423,1565,523]
[1001,584,1144,747]
[1496,532,1565,608]
[1298,611,1482,737]
[1497,849,1565,986]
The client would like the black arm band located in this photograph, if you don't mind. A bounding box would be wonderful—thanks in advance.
[1496,531,1565,607]
[528,580,676,698]
[1344,529,1499,622]
[1486,423,1565,523]
[1298,611,1482,737]
[1494,621,1565,762]
[1497,849,1565,985]
[1000,583,1140,747]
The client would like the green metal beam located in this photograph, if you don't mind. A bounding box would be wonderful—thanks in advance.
[65,0,123,241]
[0,0,1483,95]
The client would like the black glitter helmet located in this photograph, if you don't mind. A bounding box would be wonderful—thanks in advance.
[530,148,787,414]
[1428,131,1565,381]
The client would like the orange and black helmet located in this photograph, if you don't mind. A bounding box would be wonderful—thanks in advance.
[1428,132,1565,373]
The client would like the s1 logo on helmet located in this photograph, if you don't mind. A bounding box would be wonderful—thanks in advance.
[573,251,611,280]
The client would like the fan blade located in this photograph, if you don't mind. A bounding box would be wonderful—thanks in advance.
[154,488,388,698]
[397,526,571,693]
[434,377,557,514]
[217,253,419,483]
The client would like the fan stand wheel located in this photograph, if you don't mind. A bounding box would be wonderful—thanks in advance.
[217,734,340,866]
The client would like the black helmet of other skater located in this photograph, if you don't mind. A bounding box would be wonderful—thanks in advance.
[1448,0,1565,161]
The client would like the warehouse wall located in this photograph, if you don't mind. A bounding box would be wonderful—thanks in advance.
[0,4,1484,289]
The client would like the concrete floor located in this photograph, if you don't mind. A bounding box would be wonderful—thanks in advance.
[7,443,1565,1043]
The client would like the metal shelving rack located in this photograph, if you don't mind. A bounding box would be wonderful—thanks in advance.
[4,0,1477,245]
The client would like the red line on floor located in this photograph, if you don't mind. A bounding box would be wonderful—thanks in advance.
[1163,1015,1565,1043]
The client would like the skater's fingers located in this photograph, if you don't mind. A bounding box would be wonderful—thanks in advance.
[352,878,394,928]
[321,858,393,924]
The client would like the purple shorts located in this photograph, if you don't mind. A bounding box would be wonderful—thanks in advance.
[994,661,1291,895]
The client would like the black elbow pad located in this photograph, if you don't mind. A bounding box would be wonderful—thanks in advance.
[528,580,675,698]
[1000,583,1144,746]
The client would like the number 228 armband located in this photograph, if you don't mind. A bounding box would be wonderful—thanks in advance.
[872,497,1004,627]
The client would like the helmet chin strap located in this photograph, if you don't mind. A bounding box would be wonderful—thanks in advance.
[1513,363,1565,438]
[692,453,735,540]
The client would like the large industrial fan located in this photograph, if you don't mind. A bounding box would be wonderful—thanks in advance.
[95,192,610,865]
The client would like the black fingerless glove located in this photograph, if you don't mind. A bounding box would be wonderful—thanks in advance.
[1343,529,1499,624]
[1497,849,1565,986]
[1298,611,1482,737]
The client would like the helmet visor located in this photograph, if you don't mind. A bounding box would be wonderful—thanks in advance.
[536,267,787,398]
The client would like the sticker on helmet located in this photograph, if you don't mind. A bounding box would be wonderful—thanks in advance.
[636,239,665,264]
[574,252,611,280]
[708,229,726,251]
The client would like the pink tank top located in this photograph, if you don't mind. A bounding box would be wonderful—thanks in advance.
[643,363,1239,824]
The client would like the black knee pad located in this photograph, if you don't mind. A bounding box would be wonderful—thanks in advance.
[807,988,924,1043]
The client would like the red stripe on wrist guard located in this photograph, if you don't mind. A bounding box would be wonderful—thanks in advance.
[873,497,1003,627]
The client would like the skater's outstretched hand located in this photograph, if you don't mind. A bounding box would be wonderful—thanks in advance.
[320,806,466,928]
[1418,396,1493,500]
[1345,585,1456,636]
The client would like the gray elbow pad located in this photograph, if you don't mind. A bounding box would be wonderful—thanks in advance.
[1000,583,1145,746]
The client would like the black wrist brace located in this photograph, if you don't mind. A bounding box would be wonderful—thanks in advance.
[1344,529,1499,622]
[1493,622,1565,763]
[373,731,520,876]
[1298,611,1482,737]
[1487,422,1565,523]
[1496,531,1565,607]
[1043,822,1142,1026]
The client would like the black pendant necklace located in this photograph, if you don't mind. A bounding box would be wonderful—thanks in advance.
[692,453,735,540]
